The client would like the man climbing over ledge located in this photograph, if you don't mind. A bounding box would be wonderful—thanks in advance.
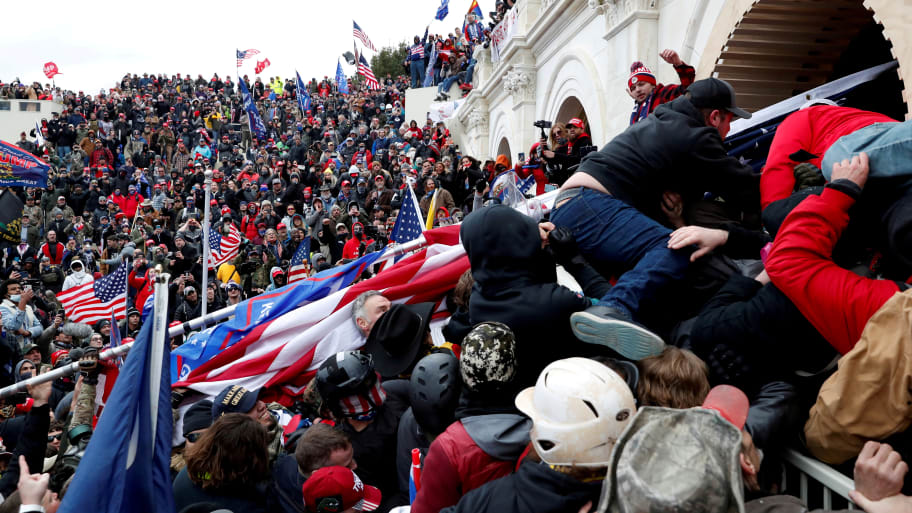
[551,77,758,361]
[628,49,695,125]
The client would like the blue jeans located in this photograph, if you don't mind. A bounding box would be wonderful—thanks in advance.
[57,146,71,158]
[822,120,912,180]
[438,76,459,95]
[465,59,477,84]
[550,188,691,320]
[410,61,425,88]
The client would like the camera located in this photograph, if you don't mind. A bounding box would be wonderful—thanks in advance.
[533,120,552,130]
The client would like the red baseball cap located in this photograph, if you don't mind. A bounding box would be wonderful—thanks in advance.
[221,206,231,215]
[565,118,585,129]
[701,384,749,430]
[301,466,381,512]
[210,199,218,206]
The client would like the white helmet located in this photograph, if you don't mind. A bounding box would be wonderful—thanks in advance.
[515,357,636,467]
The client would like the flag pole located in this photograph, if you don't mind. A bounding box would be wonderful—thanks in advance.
[0,232,442,399]
[201,169,213,318]
[149,271,171,441]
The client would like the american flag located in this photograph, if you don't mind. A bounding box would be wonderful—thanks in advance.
[208,223,242,269]
[353,20,377,52]
[357,55,381,90]
[173,225,464,402]
[236,48,261,67]
[58,263,128,324]
[390,183,425,243]
[287,237,311,283]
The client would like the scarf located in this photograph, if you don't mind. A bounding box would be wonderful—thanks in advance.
[629,92,655,125]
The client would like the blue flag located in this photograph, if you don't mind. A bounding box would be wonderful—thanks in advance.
[58,306,174,513]
[172,249,386,383]
[435,0,449,20]
[0,140,49,187]
[237,76,267,140]
[296,70,311,115]
[336,60,349,95]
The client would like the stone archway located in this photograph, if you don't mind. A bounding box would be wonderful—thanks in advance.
[555,96,589,133]
[496,137,512,165]
[696,0,909,118]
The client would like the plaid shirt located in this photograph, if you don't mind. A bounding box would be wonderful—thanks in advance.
[630,63,696,125]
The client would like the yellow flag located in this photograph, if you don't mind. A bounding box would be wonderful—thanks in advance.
[425,189,439,230]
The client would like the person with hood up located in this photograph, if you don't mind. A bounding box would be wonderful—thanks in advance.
[411,322,532,513]
[343,222,374,260]
[442,357,637,513]
[265,267,286,292]
[460,204,612,386]
[61,259,93,291]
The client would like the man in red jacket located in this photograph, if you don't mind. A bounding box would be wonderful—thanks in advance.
[411,322,530,513]
[765,152,901,355]
[761,104,912,273]
[766,152,912,464]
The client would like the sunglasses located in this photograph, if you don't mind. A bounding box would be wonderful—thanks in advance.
[185,432,203,443]
[48,433,62,442]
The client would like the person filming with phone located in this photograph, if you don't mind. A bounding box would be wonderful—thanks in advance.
[0,279,43,352]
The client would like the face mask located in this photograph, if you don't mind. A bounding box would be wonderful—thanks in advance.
[73,270,86,279]
[9,295,21,302]
[353,229,363,237]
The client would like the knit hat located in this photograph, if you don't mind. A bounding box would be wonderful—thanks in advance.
[460,321,517,393]
[182,400,214,437]
[627,61,656,90]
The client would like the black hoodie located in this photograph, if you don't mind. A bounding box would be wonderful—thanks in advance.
[578,95,759,221]
[461,205,592,387]
[442,459,602,513]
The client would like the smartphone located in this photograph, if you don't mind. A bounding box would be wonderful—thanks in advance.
[23,284,32,292]
[518,152,525,162]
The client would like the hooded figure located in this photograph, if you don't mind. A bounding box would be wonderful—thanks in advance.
[265,266,286,292]
[62,259,94,291]
[460,205,609,386]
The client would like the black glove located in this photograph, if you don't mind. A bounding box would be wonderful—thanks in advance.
[793,162,826,191]
[474,179,487,194]
[547,227,586,267]
[75,347,101,385]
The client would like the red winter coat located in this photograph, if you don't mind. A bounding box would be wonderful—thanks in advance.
[760,106,893,210]
[411,420,518,513]
[128,268,155,311]
[765,185,899,355]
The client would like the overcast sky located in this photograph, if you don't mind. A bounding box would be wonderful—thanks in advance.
[3,0,494,94]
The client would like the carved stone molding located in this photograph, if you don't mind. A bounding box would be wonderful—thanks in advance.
[503,67,536,102]
[467,108,490,134]
[602,0,659,38]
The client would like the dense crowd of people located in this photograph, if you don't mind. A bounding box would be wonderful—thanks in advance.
[1,7,912,511]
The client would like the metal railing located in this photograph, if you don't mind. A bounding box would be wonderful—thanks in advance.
[782,449,856,510]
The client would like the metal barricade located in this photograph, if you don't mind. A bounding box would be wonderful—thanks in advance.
[781,449,856,510]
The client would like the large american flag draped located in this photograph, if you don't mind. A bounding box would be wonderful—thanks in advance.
[390,184,425,243]
[353,20,377,51]
[236,48,260,67]
[357,55,381,90]
[287,237,311,283]
[208,223,241,269]
[173,225,463,402]
[58,263,128,324]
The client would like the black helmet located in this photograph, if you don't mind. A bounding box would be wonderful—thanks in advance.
[409,352,462,436]
[315,351,376,411]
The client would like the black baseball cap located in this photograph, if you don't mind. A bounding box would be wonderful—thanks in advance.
[686,78,751,119]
